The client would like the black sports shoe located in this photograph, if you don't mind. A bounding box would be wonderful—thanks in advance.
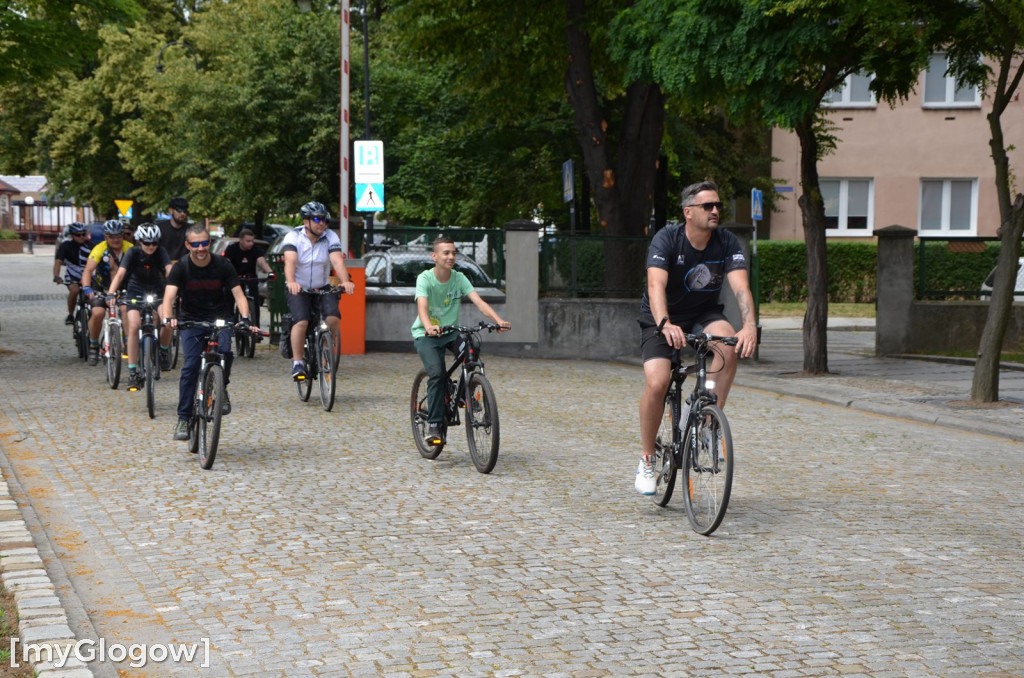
[126,371,142,392]
[292,363,307,381]
[221,390,231,416]
[88,344,100,366]
[159,348,171,371]
[425,423,444,446]
[64,313,74,325]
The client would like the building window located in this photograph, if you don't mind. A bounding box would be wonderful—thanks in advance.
[822,179,873,235]
[919,179,977,235]
[823,72,876,108]
[923,54,979,108]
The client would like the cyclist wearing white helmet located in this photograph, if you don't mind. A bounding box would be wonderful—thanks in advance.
[106,224,173,391]
[80,219,133,366]
[280,201,355,381]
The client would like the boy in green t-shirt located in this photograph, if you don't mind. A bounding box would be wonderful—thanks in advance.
[412,236,510,445]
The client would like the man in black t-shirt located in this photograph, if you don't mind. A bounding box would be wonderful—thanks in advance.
[163,224,253,441]
[222,228,274,332]
[634,180,758,496]
[156,196,191,263]
[52,222,91,324]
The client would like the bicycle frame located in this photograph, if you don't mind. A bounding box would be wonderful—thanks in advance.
[440,330,485,425]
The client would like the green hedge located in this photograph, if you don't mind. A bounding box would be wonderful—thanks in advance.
[758,240,1003,303]
[0,229,20,240]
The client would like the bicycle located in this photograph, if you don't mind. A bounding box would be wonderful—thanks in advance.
[127,294,163,419]
[60,281,90,361]
[175,319,268,470]
[167,297,182,370]
[100,292,125,389]
[650,320,737,535]
[233,275,261,359]
[293,286,343,412]
[410,321,503,474]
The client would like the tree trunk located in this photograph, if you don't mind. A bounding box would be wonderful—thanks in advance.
[564,0,664,295]
[795,119,830,374]
[970,41,1024,402]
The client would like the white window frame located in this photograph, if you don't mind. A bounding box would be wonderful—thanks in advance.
[823,72,876,108]
[918,178,978,236]
[822,178,874,236]
[923,53,980,109]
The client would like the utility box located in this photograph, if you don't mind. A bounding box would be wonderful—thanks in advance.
[337,260,365,354]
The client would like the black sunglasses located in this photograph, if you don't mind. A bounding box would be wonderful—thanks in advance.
[688,201,724,212]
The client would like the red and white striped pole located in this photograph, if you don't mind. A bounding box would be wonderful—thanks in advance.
[339,0,351,255]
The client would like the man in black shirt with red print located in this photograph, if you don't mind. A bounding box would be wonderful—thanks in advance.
[634,180,757,495]
[163,224,254,441]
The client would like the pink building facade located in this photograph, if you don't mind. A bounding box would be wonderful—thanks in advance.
[769,55,1024,242]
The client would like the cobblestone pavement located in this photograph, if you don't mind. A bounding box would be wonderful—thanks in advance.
[1,249,1023,677]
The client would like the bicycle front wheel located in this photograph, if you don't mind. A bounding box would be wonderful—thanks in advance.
[410,370,443,459]
[143,335,157,419]
[652,388,679,507]
[198,365,224,470]
[295,337,313,402]
[75,308,89,360]
[465,372,499,474]
[169,328,180,370]
[682,404,734,536]
[106,328,122,389]
[317,331,337,411]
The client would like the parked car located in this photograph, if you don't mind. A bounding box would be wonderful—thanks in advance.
[363,246,504,298]
[980,257,1024,301]
[210,236,270,257]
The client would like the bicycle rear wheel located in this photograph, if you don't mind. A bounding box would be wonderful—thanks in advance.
[198,365,224,470]
[235,330,251,360]
[317,331,337,411]
[143,335,157,419]
[465,372,499,474]
[652,388,679,507]
[682,404,733,535]
[106,327,122,389]
[410,369,443,459]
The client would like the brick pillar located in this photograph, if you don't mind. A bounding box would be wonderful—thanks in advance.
[874,225,916,356]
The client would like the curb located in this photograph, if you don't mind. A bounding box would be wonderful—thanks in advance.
[0,470,93,677]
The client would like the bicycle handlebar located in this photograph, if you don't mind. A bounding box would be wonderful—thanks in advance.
[655,317,738,348]
[169,319,270,337]
[437,320,506,335]
[299,285,347,295]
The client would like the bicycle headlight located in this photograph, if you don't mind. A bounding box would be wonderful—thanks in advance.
[145,294,156,304]
[214,319,226,328]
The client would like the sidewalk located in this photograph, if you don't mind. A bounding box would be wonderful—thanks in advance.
[737,317,1024,442]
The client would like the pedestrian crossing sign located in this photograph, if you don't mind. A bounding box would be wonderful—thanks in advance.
[356,183,384,212]
[751,188,763,221]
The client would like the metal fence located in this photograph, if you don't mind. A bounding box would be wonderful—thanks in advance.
[916,237,1004,300]
[539,233,651,298]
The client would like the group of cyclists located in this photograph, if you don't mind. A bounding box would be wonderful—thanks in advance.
[52,198,360,442]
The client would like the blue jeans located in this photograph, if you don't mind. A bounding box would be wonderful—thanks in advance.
[177,326,233,421]
[414,334,458,425]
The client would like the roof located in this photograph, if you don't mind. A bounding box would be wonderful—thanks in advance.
[0,175,48,193]
[0,178,18,193]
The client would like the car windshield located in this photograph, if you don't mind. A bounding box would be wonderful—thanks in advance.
[384,256,493,287]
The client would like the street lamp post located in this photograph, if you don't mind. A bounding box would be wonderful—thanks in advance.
[24,195,34,254]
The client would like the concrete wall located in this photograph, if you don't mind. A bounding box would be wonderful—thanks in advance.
[909,301,1024,354]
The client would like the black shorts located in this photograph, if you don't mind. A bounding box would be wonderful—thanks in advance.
[285,288,341,324]
[639,309,730,363]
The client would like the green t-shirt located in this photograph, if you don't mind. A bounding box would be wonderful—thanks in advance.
[411,268,475,339]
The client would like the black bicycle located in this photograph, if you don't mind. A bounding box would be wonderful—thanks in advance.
[128,294,162,419]
[651,321,737,536]
[293,286,343,412]
[410,321,503,474]
[60,281,90,361]
[233,275,261,359]
[176,319,267,469]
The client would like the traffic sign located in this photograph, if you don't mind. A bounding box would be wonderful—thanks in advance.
[355,183,384,212]
[751,188,763,221]
[562,159,574,203]
[354,140,384,183]
[115,199,134,219]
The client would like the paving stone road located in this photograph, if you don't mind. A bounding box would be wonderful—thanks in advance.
[1,248,1023,677]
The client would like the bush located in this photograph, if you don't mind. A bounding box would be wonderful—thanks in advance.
[759,241,877,304]
[0,229,21,240]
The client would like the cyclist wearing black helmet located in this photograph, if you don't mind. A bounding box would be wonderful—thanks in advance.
[106,224,173,391]
[52,222,91,324]
[157,196,191,263]
[280,201,355,381]
[81,219,133,366]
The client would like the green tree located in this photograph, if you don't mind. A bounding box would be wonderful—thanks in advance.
[614,0,942,373]
[941,0,1024,402]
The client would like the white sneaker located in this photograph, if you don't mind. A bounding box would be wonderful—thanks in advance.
[634,456,656,495]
